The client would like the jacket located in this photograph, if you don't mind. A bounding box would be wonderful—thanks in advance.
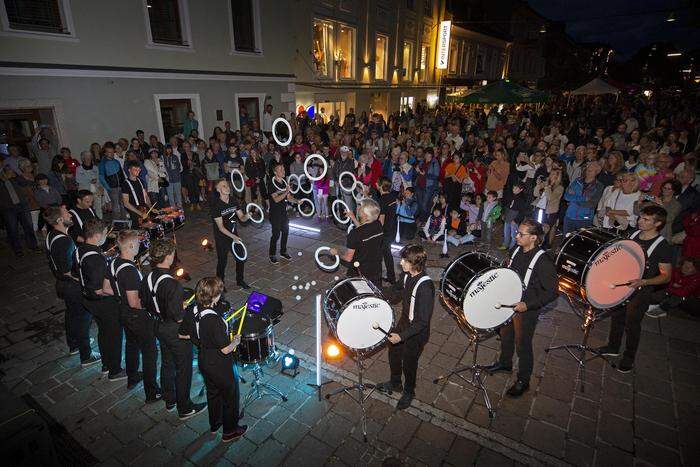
[564,178,604,221]
[99,157,123,190]
[397,196,417,223]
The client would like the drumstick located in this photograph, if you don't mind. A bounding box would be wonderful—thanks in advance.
[372,322,391,337]
[609,281,632,289]
[143,202,158,217]
[495,304,516,309]
[184,294,195,307]
[236,303,248,335]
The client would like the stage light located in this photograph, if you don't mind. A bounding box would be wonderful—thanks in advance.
[281,348,300,377]
[324,341,342,360]
[172,265,191,282]
[200,236,213,251]
[667,52,682,57]
[289,222,321,233]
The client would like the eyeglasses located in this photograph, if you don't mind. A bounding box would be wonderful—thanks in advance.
[515,231,533,237]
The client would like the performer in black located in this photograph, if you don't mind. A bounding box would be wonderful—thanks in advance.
[187,276,247,442]
[210,178,250,290]
[594,205,672,373]
[330,198,384,287]
[485,218,558,397]
[68,189,97,243]
[378,177,398,284]
[44,206,98,366]
[140,238,206,418]
[266,163,293,264]
[121,160,152,227]
[108,230,161,400]
[75,218,126,380]
[376,244,435,410]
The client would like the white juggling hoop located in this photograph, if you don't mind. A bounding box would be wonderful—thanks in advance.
[230,169,245,192]
[297,198,315,217]
[352,182,365,202]
[304,153,328,181]
[331,199,350,224]
[298,174,313,194]
[338,171,357,193]
[271,175,288,193]
[315,246,340,271]
[245,203,264,224]
[271,117,292,147]
[287,173,300,194]
[347,223,354,234]
[231,240,248,261]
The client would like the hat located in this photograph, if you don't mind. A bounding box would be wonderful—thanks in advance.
[340,145,351,152]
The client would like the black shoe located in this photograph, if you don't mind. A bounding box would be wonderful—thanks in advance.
[396,391,415,410]
[592,345,620,357]
[108,370,128,382]
[145,394,163,405]
[210,424,222,435]
[237,281,251,290]
[165,401,177,412]
[506,380,530,397]
[69,347,79,356]
[269,256,278,264]
[376,381,403,394]
[617,357,635,373]
[127,371,143,389]
[101,365,109,374]
[80,354,101,367]
[179,402,207,420]
[484,362,512,374]
[222,426,247,443]
[280,252,292,260]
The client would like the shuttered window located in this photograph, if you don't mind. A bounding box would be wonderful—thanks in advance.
[146,0,185,45]
[4,0,67,34]
[230,0,255,52]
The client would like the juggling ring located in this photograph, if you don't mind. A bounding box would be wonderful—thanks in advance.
[231,240,248,261]
[315,246,340,272]
[303,153,328,181]
[352,182,366,202]
[287,173,300,194]
[230,169,245,192]
[347,223,354,234]
[245,203,264,224]
[297,198,315,217]
[338,171,357,193]
[271,176,287,193]
[298,174,313,194]
[271,117,293,147]
[331,199,351,224]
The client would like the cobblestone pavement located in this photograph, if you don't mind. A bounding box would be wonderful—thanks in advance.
[1,210,699,466]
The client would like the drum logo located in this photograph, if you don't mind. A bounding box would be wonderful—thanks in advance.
[593,244,622,267]
[468,272,498,298]
[352,302,380,310]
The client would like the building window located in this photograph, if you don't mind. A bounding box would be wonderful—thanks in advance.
[402,41,413,81]
[230,0,258,53]
[337,24,355,79]
[448,42,458,74]
[461,44,470,75]
[145,0,190,47]
[476,53,484,74]
[420,45,429,81]
[375,34,388,81]
[1,0,75,37]
[423,0,431,16]
[406,0,415,10]
[313,20,332,77]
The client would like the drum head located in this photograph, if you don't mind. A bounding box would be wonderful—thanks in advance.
[584,239,645,309]
[336,296,393,350]
[462,268,522,330]
[240,313,271,337]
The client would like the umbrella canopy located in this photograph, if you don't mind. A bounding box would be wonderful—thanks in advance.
[446,80,550,104]
[570,78,620,96]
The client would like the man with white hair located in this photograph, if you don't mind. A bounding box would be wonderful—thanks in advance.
[330,198,384,287]
[562,161,604,234]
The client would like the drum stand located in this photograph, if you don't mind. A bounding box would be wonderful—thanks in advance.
[544,297,612,393]
[324,353,375,442]
[433,333,495,419]
[241,362,288,411]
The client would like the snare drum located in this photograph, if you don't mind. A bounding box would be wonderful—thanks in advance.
[157,215,175,231]
[171,209,185,229]
[236,313,275,365]
[323,277,394,352]
[440,252,524,333]
[141,221,164,240]
[556,228,645,309]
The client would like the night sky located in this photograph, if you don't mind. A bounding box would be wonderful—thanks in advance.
[528,0,700,59]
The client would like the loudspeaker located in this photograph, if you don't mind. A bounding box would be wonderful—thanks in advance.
[246,290,283,323]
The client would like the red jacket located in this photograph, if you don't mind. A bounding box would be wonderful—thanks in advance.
[467,162,487,195]
[682,210,700,259]
[667,269,700,298]
[63,156,80,176]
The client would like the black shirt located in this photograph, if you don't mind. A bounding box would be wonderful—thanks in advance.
[46,230,76,280]
[139,267,184,322]
[509,247,558,311]
[76,243,108,299]
[633,234,673,280]
[109,257,142,309]
[210,195,242,242]
[266,176,288,219]
[121,177,147,207]
[346,220,384,280]
[68,207,97,242]
[396,271,435,342]
[379,192,398,235]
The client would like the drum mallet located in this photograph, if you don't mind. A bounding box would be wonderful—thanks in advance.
[495,303,516,309]
[609,281,632,289]
[371,322,391,337]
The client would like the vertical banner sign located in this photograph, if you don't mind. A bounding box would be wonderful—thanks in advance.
[437,21,452,69]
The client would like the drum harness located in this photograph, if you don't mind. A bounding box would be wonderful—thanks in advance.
[629,230,665,269]
[192,305,224,341]
[508,247,546,288]
[110,260,142,303]
[69,207,96,229]
[74,248,101,295]
[46,232,67,276]
[124,177,145,206]
[405,274,433,321]
[145,271,174,320]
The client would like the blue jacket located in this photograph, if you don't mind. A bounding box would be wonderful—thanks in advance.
[99,157,122,190]
[163,154,182,183]
[564,178,604,221]
[397,196,417,223]
[382,158,396,179]
[425,158,440,187]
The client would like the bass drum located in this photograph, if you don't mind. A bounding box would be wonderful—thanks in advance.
[440,252,524,333]
[556,228,645,309]
[236,313,275,365]
[323,277,394,352]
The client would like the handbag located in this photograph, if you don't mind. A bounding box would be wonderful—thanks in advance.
[158,177,169,188]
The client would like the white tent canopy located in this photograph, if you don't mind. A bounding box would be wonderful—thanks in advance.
[571,78,619,96]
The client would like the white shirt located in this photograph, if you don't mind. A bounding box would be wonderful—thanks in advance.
[262,112,272,132]
[602,190,639,229]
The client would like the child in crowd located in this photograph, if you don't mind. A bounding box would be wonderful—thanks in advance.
[480,190,501,246]
[446,209,475,246]
[500,182,529,250]
[396,187,418,240]
[420,206,446,242]
[646,258,700,318]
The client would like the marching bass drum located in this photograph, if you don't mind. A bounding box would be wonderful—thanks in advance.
[440,252,523,333]
[323,277,394,352]
[555,228,645,309]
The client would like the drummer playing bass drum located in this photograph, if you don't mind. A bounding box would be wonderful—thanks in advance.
[485,218,558,397]
[376,244,435,411]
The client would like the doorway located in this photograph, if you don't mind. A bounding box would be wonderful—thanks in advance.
[154,93,204,143]
[234,93,265,131]
[0,108,56,157]
[400,96,415,112]
[316,101,346,123]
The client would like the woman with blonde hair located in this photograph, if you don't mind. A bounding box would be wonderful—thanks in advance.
[602,172,640,232]
[532,164,564,247]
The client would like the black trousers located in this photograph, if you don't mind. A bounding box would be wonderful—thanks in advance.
[498,308,540,382]
[156,320,194,414]
[57,280,92,361]
[269,214,289,256]
[381,236,396,283]
[607,287,652,360]
[215,237,245,284]
[388,327,427,393]
[83,296,122,375]
[200,353,240,433]
[121,307,159,397]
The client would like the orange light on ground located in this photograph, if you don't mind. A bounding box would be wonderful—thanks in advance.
[201,238,208,246]
[324,342,342,360]
[176,267,185,277]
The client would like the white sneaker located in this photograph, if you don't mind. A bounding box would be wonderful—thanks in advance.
[645,304,666,318]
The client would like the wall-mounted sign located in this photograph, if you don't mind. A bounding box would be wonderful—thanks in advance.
[437,21,452,69]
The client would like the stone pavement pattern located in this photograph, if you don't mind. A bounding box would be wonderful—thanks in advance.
[1,210,699,466]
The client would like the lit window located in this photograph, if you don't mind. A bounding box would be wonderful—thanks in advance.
[337,25,355,79]
[402,41,413,81]
[313,20,356,80]
[375,34,388,81]
[313,20,332,77]
[448,42,458,74]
